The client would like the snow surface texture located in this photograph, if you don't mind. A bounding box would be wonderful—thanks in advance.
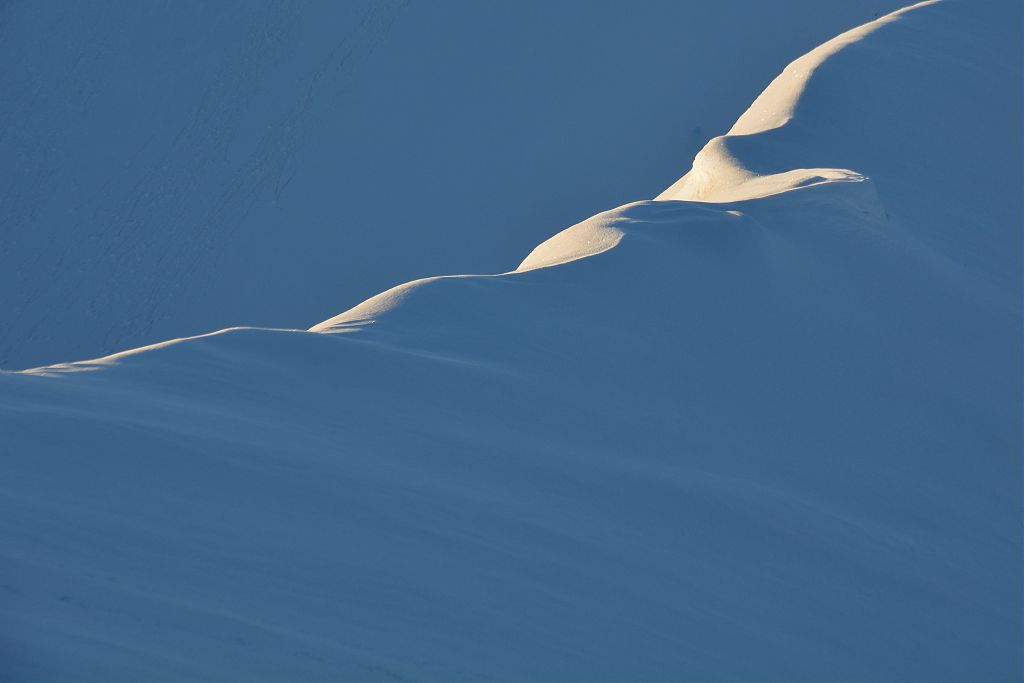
[0,0,907,369]
[2,1,1022,681]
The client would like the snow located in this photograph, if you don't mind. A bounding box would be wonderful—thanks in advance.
[1,0,1021,681]
[0,0,906,369]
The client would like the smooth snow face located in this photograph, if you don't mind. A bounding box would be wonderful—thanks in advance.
[0,0,907,369]
[657,0,1022,294]
[514,206,632,273]
[2,1,1021,681]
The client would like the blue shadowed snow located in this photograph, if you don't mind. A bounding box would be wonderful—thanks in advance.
[0,1,1020,681]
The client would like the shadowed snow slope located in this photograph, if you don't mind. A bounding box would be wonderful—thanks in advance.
[0,0,905,369]
[1,1,1021,681]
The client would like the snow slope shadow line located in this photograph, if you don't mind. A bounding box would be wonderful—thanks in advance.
[309,2,946,336]
[657,0,937,204]
[7,180,838,375]
[6,0,935,372]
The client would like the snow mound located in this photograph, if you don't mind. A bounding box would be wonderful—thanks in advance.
[658,0,1021,295]
[311,201,723,334]
[1,1,1020,681]
[657,1,932,203]
[0,0,905,370]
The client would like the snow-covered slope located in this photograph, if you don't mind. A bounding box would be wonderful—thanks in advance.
[2,1,1021,681]
[0,0,906,369]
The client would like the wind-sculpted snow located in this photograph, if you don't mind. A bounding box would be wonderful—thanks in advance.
[659,0,1021,294]
[1,1,1020,681]
[0,0,906,369]
[309,201,677,333]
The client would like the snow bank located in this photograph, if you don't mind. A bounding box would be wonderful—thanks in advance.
[1,1,1020,681]
[0,0,905,369]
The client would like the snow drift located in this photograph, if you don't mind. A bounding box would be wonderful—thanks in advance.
[1,1,1021,681]
[0,0,906,369]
